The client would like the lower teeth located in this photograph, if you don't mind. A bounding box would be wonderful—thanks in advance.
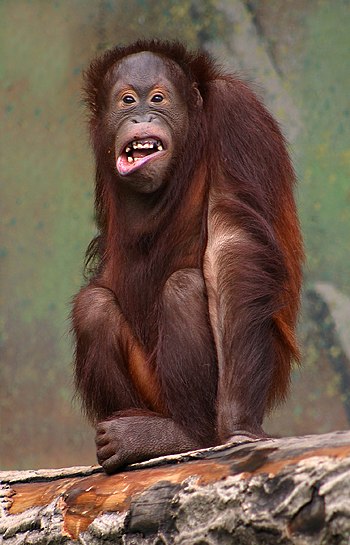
[127,157,141,163]
[125,141,163,164]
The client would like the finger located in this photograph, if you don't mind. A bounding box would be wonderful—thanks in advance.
[102,453,125,474]
[95,433,109,447]
[96,444,115,465]
[95,422,107,435]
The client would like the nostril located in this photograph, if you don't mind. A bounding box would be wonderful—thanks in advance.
[131,114,155,124]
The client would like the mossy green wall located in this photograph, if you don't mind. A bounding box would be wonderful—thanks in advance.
[296,3,350,289]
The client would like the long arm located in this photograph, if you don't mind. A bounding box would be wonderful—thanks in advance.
[204,78,303,441]
[72,284,142,421]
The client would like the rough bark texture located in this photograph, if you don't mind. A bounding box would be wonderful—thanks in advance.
[1,431,350,544]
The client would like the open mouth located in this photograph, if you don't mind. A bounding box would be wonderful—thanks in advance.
[116,137,165,176]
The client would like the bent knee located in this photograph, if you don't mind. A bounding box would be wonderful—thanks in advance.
[72,285,119,331]
[163,268,205,304]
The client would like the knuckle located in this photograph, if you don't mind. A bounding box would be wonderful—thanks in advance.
[96,450,104,465]
[96,422,106,434]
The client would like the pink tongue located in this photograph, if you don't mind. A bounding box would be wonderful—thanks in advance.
[116,155,131,175]
[116,153,154,176]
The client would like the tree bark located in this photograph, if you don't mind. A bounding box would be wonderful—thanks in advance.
[1,431,350,544]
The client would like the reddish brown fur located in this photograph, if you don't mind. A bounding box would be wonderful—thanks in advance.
[72,40,303,466]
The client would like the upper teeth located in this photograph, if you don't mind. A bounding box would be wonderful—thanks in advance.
[126,139,163,152]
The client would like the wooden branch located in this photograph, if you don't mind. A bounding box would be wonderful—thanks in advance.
[1,431,350,544]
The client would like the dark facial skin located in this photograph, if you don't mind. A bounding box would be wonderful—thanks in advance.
[107,52,190,193]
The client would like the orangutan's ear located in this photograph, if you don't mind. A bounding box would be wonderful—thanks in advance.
[192,83,203,108]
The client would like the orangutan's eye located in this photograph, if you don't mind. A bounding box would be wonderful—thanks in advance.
[151,94,164,103]
[122,95,136,104]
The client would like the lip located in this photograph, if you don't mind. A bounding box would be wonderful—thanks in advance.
[116,134,168,176]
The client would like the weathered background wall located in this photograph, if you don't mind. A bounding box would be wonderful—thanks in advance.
[1,0,349,470]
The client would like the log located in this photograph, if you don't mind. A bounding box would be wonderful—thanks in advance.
[1,431,350,544]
